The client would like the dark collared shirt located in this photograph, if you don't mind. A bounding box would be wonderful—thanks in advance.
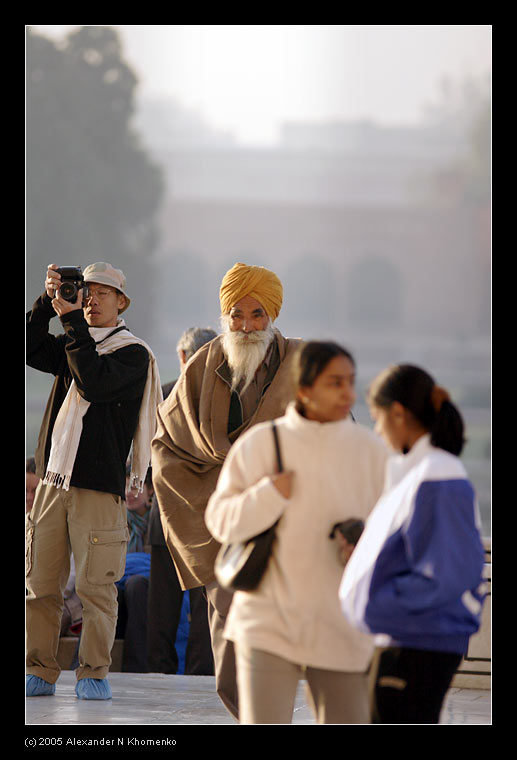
[216,338,281,434]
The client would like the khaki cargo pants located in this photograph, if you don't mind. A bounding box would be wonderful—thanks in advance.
[26,483,129,684]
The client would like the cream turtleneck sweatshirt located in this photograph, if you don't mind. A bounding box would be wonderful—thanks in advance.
[205,402,388,672]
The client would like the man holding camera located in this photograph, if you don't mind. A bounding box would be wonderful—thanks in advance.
[26,262,162,700]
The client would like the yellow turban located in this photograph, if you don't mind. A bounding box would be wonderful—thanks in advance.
[219,262,283,320]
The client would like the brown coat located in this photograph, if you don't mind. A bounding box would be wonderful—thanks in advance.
[151,330,301,589]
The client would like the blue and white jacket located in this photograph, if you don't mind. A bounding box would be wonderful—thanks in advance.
[339,434,486,654]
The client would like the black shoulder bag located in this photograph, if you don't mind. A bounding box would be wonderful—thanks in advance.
[214,421,284,592]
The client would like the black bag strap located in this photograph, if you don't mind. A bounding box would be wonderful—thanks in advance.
[94,324,129,346]
[271,421,284,473]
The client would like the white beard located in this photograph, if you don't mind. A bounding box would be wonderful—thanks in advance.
[220,318,275,393]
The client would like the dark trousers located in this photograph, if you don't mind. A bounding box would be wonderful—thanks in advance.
[205,582,238,720]
[116,575,149,673]
[371,647,463,724]
[147,545,214,675]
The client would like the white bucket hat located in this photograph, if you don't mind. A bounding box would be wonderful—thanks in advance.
[83,262,131,314]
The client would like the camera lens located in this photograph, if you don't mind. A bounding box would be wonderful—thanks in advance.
[59,282,77,302]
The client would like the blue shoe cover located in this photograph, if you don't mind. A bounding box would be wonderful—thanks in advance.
[75,678,112,700]
[26,675,55,696]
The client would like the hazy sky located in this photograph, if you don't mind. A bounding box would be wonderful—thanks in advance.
[29,25,492,145]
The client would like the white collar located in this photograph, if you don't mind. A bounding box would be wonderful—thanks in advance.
[284,400,354,432]
[89,317,126,344]
[385,433,432,489]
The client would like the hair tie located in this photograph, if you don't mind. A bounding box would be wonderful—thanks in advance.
[431,385,450,413]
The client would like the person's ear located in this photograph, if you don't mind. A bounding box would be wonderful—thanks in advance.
[389,401,408,429]
[297,386,311,406]
[117,293,127,313]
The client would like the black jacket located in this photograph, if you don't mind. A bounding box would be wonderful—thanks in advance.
[27,294,149,499]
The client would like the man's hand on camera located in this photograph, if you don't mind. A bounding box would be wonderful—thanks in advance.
[45,264,61,299]
[46,263,84,317]
[52,288,83,317]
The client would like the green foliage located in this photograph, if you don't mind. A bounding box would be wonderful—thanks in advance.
[26,26,164,336]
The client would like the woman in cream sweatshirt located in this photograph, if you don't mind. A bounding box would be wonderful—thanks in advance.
[205,341,388,724]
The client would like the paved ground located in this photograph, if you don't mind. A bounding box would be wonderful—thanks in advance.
[25,671,491,738]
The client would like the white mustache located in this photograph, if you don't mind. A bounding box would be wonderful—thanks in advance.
[230,329,271,343]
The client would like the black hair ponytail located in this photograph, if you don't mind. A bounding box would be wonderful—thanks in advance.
[368,364,465,456]
[429,397,465,456]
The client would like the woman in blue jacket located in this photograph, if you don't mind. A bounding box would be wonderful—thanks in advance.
[339,364,486,724]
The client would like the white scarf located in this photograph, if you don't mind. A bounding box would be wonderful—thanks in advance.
[42,319,162,493]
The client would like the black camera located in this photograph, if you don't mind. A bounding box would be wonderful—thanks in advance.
[56,266,87,303]
[329,518,365,544]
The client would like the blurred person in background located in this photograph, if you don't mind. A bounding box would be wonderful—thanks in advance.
[152,262,301,720]
[205,341,388,724]
[115,466,154,673]
[339,364,486,724]
[147,327,217,676]
[26,457,40,514]
[26,262,162,700]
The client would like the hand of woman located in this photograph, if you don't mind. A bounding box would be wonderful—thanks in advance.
[271,471,293,499]
[335,534,356,566]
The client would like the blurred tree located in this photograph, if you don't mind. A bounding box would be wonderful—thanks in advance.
[463,100,491,205]
[422,74,491,207]
[421,74,491,333]
[26,26,164,337]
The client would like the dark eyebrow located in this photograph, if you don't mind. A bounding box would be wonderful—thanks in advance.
[327,372,356,380]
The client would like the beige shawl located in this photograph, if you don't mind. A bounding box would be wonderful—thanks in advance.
[43,319,162,493]
[151,329,301,589]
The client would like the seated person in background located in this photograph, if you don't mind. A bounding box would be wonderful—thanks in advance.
[26,457,40,514]
[59,555,83,639]
[115,466,153,673]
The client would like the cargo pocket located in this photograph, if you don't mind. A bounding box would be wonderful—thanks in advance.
[25,516,35,577]
[86,526,129,585]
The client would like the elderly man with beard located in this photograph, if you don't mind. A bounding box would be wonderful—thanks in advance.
[151,262,301,719]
